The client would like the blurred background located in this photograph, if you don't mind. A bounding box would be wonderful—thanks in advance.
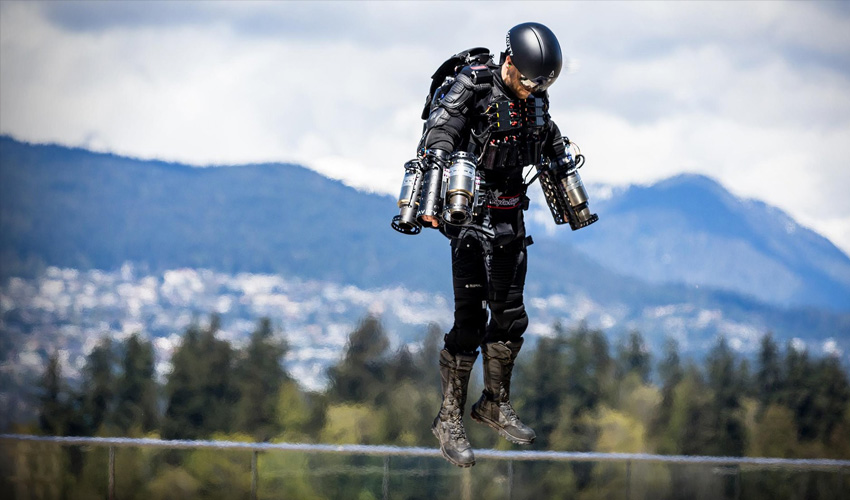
[1,1,849,498]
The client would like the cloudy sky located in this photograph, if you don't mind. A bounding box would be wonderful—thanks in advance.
[2,1,849,255]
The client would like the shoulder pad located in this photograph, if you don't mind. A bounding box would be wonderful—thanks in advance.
[422,48,493,120]
[439,77,475,112]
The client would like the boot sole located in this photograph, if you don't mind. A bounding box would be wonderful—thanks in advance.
[431,425,475,468]
[470,407,535,445]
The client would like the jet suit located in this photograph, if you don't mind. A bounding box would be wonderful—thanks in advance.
[422,54,573,467]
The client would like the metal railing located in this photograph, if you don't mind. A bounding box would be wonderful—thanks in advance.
[3,434,849,500]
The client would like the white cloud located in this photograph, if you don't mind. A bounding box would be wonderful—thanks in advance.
[823,338,843,357]
[2,1,849,254]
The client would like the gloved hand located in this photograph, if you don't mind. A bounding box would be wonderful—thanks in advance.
[421,215,440,228]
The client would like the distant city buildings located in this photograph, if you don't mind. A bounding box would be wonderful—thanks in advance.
[1,263,843,398]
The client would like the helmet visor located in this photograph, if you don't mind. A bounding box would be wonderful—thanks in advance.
[519,72,557,92]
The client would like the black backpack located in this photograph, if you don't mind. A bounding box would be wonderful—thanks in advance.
[420,47,493,120]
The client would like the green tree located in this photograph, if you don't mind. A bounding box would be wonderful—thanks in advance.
[378,342,443,446]
[181,433,253,500]
[320,403,387,444]
[80,336,116,435]
[588,327,617,408]
[563,323,615,414]
[657,337,683,388]
[518,323,572,448]
[163,315,237,439]
[519,322,613,489]
[653,336,683,440]
[256,451,319,499]
[615,372,661,432]
[163,323,204,440]
[38,352,69,436]
[594,406,647,453]
[781,340,818,441]
[809,355,850,443]
[326,315,389,404]
[615,330,651,383]
[275,379,320,441]
[146,467,201,500]
[419,323,443,377]
[114,332,159,434]
[658,364,715,455]
[35,351,89,480]
[738,356,753,398]
[747,404,802,458]
[233,318,289,441]
[518,322,613,451]
[755,333,782,413]
[197,315,237,433]
[705,335,746,456]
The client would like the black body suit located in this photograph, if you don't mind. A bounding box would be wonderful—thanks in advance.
[421,60,570,355]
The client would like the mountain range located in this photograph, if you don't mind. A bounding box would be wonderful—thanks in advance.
[1,135,848,357]
[537,174,850,312]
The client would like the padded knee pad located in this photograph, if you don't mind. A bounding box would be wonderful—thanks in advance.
[486,298,528,344]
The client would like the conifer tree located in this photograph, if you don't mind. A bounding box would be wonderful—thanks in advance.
[80,336,116,434]
[411,322,442,389]
[781,340,815,440]
[755,333,782,413]
[519,323,572,448]
[420,323,443,374]
[114,333,159,434]
[615,330,651,383]
[806,354,850,443]
[563,323,613,412]
[738,356,753,398]
[658,337,683,390]
[520,322,612,458]
[197,315,237,434]
[38,352,68,436]
[653,336,683,439]
[163,322,207,440]
[706,335,745,456]
[589,328,616,402]
[326,315,389,404]
[661,363,715,455]
[233,318,288,441]
[163,315,239,439]
[380,344,440,445]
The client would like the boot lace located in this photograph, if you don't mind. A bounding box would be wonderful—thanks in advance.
[446,375,469,441]
[448,414,468,440]
[500,401,519,423]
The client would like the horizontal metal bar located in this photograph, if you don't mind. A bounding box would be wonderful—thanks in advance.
[2,434,848,469]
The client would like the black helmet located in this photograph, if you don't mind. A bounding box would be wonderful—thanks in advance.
[505,22,562,91]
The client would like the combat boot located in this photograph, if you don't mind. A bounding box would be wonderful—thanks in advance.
[431,348,478,467]
[471,339,536,444]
